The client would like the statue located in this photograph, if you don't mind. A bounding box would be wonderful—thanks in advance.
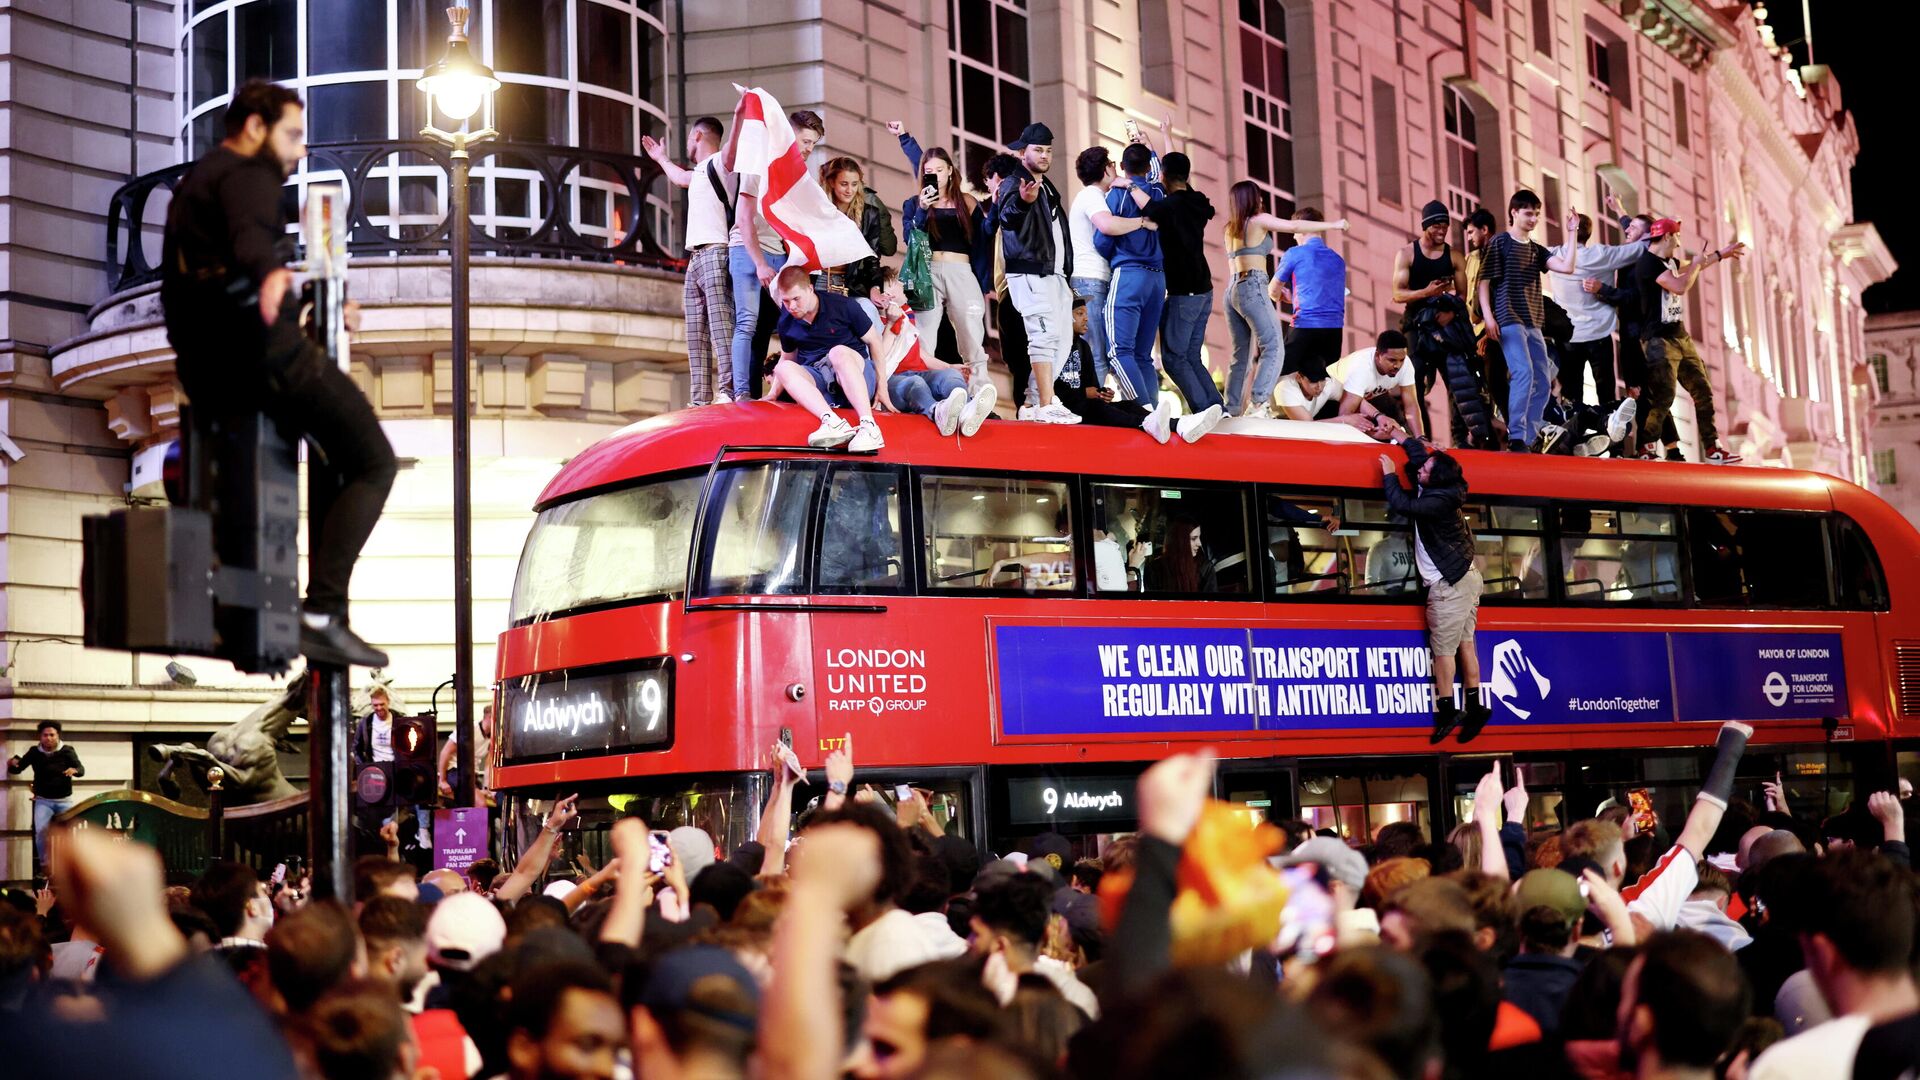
[149,671,309,804]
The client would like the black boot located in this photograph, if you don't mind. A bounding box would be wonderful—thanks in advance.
[1430,700,1461,744]
[300,614,390,668]
[1459,688,1493,743]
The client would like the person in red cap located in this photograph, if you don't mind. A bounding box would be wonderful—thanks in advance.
[1629,219,1747,463]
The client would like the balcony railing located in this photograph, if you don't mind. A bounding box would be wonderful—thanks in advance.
[105,139,685,295]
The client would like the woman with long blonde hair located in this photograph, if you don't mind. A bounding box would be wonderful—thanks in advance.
[815,156,896,326]
[1222,181,1347,415]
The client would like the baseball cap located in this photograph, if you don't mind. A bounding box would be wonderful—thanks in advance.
[668,826,717,879]
[638,946,761,1032]
[1648,218,1683,238]
[1278,836,1368,892]
[1513,869,1586,931]
[1008,122,1054,150]
[426,891,506,971]
[1029,832,1071,872]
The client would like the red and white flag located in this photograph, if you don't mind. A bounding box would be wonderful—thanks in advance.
[730,84,874,273]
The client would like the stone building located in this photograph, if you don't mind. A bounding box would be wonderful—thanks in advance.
[1866,311,1920,527]
[0,0,1890,876]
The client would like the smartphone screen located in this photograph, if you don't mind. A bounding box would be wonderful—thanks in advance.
[270,862,287,886]
[895,784,914,802]
[1279,865,1336,961]
[648,830,674,874]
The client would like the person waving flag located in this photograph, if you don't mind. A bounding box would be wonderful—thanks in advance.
[726,85,873,273]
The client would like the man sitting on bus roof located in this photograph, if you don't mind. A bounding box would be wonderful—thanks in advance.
[763,265,885,453]
[1379,437,1490,744]
[1054,296,1222,443]
[1278,353,1407,442]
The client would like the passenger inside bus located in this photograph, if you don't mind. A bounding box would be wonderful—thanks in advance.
[1266,497,1341,591]
[819,469,903,590]
[1144,517,1220,593]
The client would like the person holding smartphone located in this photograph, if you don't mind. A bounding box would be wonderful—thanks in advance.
[885,121,995,389]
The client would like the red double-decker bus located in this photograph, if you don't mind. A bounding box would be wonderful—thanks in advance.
[490,404,1920,867]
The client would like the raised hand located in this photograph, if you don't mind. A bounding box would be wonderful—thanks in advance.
[792,822,882,912]
[884,120,905,136]
[1019,179,1040,203]
[1719,241,1748,262]
[1472,762,1502,825]
[1503,765,1530,825]
[1870,790,1905,843]
[1603,191,1625,218]
[1564,210,1581,238]
[1137,749,1215,845]
[825,736,854,788]
[1761,772,1788,814]
[640,134,664,160]
[544,793,580,831]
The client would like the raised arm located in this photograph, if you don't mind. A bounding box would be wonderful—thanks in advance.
[762,824,875,1080]
[493,793,578,903]
[1251,212,1347,235]
[641,135,693,188]
[756,747,800,878]
[1658,242,1745,295]
[599,818,654,948]
[1544,213,1582,273]
[1473,763,1509,881]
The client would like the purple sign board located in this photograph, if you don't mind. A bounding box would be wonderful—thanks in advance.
[993,625,1846,737]
[434,807,488,875]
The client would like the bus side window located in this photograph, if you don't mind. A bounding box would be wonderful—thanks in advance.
[1466,502,1548,600]
[818,467,904,594]
[920,474,1076,593]
[1560,507,1680,603]
[1263,492,1343,596]
[699,463,821,597]
[1687,509,1830,609]
[1339,497,1419,597]
[1834,515,1889,611]
[1092,483,1250,596]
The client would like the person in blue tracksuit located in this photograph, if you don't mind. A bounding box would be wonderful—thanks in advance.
[1094,143,1166,403]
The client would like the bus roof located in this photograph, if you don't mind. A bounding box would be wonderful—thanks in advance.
[540,403,1847,514]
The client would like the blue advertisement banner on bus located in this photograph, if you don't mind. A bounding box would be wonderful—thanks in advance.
[993,626,1846,737]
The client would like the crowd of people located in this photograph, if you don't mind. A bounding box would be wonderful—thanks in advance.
[647,96,1748,464]
[3,723,1915,1079]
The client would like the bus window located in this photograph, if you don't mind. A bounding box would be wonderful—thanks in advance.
[700,463,821,597]
[1090,482,1250,595]
[1264,493,1344,596]
[1834,515,1889,611]
[1466,503,1548,600]
[1687,509,1830,608]
[1298,771,1432,847]
[1558,506,1680,603]
[818,466,905,593]
[921,474,1075,592]
[511,474,704,621]
[1340,497,1419,597]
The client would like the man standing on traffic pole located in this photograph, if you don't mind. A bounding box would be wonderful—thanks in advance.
[160,79,394,668]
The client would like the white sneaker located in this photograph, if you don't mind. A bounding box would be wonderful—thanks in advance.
[1607,398,1637,444]
[1575,434,1611,457]
[959,383,997,437]
[848,419,884,452]
[1244,402,1274,419]
[807,415,855,448]
[714,391,733,405]
[1016,404,1037,421]
[1033,401,1082,425]
[1141,398,1173,444]
[1178,403,1225,443]
[934,388,966,436]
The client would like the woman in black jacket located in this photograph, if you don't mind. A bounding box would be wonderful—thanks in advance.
[816,156,897,326]
[1145,518,1219,594]
[1381,438,1490,744]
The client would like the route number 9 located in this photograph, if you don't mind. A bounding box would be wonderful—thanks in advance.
[640,678,664,731]
[1042,787,1058,815]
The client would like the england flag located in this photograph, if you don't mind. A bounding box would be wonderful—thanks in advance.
[729,84,874,273]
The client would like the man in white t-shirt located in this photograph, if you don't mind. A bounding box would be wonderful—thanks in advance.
[644,115,737,407]
[1068,146,1117,385]
[358,685,396,764]
[1749,845,1919,1080]
[1277,355,1405,441]
[437,703,494,806]
[1338,330,1422,438]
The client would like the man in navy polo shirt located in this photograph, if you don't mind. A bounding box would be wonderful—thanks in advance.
[763,266,885,452]
[1273,208,1353,382]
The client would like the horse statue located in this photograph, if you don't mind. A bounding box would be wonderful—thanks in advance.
[149,671,309,805]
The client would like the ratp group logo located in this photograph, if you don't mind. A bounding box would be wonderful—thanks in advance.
[1762,671,1790,708]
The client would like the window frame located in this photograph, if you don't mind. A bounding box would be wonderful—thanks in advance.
[810,461,913,597]
[912,467,1084,598]
[948,0,1034,192]
[1466,499,1555,604]
[1239,0,1298,227]
[693,459,830,601]
[1553,503,1690,608]
[508,466,709,626]
[1441,84,1482,222]
[1258,484,1427,603]
[1084,477,1262,601]
[1683,506,1838,612]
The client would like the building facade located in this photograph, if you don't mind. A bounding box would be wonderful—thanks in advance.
[0,0,1891,877]
[1866,311,1920,527]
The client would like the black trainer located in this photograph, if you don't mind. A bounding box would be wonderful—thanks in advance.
[1458,697,1493,743]
[1430,702,1461,744]
[300,616,390,668]
[1507,439,1529,454]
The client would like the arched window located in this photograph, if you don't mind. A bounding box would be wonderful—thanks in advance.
[1239,0,1297,227]
[1441,85,1481,220]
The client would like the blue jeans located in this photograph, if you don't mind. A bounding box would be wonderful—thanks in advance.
[1106,265,1166,403]
[1499,323,1554,445]
[888,368,968,417]
[1225,270,1285,412]
[1160,291,1221,411]
[33,795,73,867]
[729,245,786,399]
[1070,276,1112,386]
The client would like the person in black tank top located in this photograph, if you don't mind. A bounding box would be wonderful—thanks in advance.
[1391,201,1469,441]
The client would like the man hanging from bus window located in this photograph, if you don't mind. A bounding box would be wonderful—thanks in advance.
[1379,440,1489,743]
[764,266,885,453]
[1054,296,1221,443]
[1337,330,1424,439]
[869,266,997,438]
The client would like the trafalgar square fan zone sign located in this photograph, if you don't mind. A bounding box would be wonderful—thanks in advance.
[992,625,1847,736]
[434,806,488,875]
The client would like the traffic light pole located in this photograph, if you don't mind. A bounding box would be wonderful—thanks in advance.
[307,659,353,903]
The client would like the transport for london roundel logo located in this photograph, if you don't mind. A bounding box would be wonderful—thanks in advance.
[1762,671,1790,708]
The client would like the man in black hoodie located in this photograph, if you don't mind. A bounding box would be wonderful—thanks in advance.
[1380,440,1491,744]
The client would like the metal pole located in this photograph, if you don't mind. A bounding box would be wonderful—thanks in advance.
[307,662,353,901]
[452,142,477,810]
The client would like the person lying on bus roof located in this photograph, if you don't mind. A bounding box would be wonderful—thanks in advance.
[869,267,998,438]
[1278,352,1407,442]
[1379,438,1490,744]
[1538,373,1638,457]
[1337,330,1425,440]
[1054,296,1224,443]
[762,265,885,453]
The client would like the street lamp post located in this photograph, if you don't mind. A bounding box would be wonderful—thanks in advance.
[419,6,498,811]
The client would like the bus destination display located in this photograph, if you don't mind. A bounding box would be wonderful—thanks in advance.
[1006,775,1136,826]
[501,660,672,763]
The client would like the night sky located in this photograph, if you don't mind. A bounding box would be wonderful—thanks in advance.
[1753,1,1917,312]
